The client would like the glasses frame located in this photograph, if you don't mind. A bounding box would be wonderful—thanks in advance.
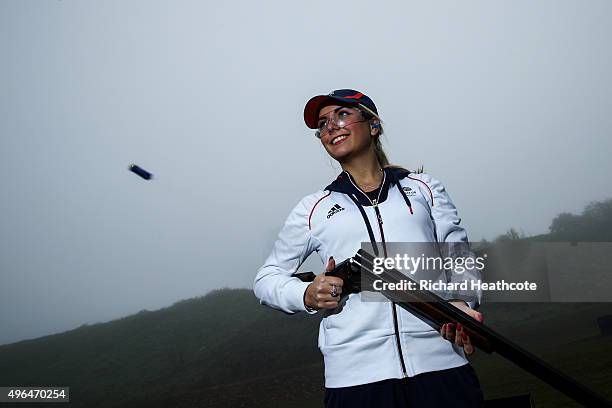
[315,105,374,139]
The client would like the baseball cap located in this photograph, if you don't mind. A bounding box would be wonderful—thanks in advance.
[304,89,379,129]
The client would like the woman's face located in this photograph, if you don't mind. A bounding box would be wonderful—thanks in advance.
[317,104,375,162]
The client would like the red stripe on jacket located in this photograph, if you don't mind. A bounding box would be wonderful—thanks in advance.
[309,191,332,230]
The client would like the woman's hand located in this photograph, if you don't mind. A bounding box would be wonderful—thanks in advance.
[440,301,484,356]
[304,257,344,310]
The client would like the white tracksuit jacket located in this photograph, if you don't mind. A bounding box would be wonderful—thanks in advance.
[254,167,481,388]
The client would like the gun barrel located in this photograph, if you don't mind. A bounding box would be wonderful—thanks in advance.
[354,249,612,407]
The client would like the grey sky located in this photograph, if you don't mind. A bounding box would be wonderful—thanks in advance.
[1,0,611,345]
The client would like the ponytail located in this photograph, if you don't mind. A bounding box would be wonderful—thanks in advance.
[374,137,390,167]
[372,123,422,173]
[360,108,422,173]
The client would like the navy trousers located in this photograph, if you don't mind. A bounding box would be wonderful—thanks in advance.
[324,364,484,408]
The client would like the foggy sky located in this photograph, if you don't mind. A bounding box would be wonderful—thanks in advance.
[1,0,611,345]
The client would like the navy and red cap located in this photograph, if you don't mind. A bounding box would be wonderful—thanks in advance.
[304,89,379,129]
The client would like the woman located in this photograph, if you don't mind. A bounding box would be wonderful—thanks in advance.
[254,89,484,407]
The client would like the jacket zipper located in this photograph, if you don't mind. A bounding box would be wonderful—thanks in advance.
[346,171,409,378]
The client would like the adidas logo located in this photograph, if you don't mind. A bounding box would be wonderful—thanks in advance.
[327,204,345,219]
[402,186,416,197]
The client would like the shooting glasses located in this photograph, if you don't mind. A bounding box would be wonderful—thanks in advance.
[315,106,370,139]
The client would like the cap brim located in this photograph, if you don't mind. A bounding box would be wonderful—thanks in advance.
[303,95,360,129]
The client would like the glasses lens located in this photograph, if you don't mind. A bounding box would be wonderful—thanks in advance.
[317,108,362,136]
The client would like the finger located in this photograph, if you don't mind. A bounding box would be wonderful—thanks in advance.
[449,301,472,316]
[329,282,343,296]
[454,323,464,347]
[317,300,339,309]
[476,312,484,323]
[461,331,474,355]
[316,275,342,288]
[315,278,343,292]
[445,323,455,341]
[317,293,339,303]
[466,309,484,323]
[325,276,344,288]
[326,256,335,273]
[313,286,339,303]
[316,288,343,302]
[440,323,446,337]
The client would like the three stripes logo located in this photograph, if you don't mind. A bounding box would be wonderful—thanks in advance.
[327,204,345,219]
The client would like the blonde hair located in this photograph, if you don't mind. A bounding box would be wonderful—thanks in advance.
[370,120,421,173]
[355,104,389,167]
[373,129,390,167]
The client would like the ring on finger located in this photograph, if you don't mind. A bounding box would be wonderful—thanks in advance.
[330,284,338,297]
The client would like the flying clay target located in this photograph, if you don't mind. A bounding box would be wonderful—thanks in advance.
[129,164,153,180]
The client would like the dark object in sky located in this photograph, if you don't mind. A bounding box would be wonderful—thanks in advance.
[129,164,153,180]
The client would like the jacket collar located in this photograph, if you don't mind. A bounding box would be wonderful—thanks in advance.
[324,166,411,206]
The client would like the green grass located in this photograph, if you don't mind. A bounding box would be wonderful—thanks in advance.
[1,291,610,407]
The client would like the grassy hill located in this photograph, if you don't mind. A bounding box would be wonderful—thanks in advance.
[2,199,612,407]
[1,289,610,407]
[0,289,324,407]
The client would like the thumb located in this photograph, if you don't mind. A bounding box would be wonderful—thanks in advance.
[326,256,335,273]
[467,309,484,323]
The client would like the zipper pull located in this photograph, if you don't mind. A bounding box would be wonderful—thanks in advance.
[372,200,383,225]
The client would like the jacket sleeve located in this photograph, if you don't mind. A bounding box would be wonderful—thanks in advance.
[413,173,482,310]
[253,194,321,314]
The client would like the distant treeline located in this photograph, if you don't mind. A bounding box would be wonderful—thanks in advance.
[548,198,612,241]
[495,198,612,242]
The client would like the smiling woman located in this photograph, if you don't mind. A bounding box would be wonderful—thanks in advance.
[254,89,484,408]
[316,105,378,163]
[310,93,389,173]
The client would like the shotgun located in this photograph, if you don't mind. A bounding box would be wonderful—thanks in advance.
[293,249,612,407]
